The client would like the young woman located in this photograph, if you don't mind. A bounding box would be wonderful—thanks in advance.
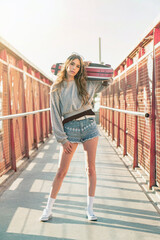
[40,54,112,222]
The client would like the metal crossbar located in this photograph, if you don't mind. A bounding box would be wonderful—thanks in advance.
[0,108,50,121]
[100,105,149,118]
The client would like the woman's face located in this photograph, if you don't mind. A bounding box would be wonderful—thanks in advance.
[66,58,81,78]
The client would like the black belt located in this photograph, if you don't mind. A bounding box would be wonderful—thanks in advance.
[62,109,95,126]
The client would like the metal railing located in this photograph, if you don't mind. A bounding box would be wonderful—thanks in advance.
[0,108,50,121]
[99,105,151,176]
[100,106,150,118]
[0,108,51,173]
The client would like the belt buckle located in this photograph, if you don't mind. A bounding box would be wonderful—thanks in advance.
[76,116,86,121]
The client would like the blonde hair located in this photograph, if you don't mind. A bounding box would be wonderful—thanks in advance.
[51,54,89,105]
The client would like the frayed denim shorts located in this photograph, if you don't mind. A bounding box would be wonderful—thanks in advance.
[63,117,101,143]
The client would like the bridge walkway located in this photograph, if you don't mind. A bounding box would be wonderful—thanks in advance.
[0,127,160,240]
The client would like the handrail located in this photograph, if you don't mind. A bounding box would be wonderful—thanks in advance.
[0,108,50,121]
[100,105,149,118]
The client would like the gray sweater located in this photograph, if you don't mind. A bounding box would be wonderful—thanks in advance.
[50,80,110,145]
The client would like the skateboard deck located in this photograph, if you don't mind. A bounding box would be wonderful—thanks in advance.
[51,62,113,81]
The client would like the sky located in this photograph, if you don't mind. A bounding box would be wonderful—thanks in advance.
[0,0,160,79]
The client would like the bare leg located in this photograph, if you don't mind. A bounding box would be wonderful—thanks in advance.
[83,136,99,220]
[40,142,78,221]
[83,137,99,196]
[50,142,78,198]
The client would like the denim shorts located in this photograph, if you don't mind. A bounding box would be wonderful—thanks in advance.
[63,117,101,143]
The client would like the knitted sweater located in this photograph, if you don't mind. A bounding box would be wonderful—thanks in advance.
[50,80,110,145]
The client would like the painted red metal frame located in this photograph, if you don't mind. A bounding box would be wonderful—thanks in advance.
[117,81,120,147]
[100,26,160,189]
[44,78,49,138]
[133,62,139,169]
[105,96,107,131]
[28,68,38,149]
[99,97,102,126]
[108,89,111,136]
[6,50,17,171]
[17,60,29,159]
[149,28,156,189]
[36,72,44,143]
[123,73,127,156]
[0,49,16,171]
[112,85,114,141]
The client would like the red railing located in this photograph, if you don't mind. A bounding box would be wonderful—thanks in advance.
[100,23,160,189]
[100,105,149,168]
[0,109,51,173]
[0,37,53,176]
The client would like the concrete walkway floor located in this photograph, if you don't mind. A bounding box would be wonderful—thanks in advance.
[0,126,160,240]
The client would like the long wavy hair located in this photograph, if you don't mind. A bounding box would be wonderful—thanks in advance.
[51,54,89,105]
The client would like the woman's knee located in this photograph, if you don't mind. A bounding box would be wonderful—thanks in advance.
[85,167,96,177]
[56,168,67,179]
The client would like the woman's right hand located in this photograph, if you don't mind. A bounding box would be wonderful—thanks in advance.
[84,61,92,67]
[63,141,72,154]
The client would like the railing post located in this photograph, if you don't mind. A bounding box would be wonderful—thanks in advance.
[17,60,29,158]
[103,95,105,129]
[99,96,102,125]
[117,78,120,147]
[123,70,127,156]
[7,63,16,171]
[102,95,104,129]
[102,95,104,127]
[133,115,138,168]
[49,115,52,134]
[49,85,52,134]
[149,28,156,189]
[133,62,139,168]
[108,87,111,136]
[112,84,114,141]
[28,68,38,149]
[2,50,17,171]
[36,72,44,143]
[44,78,49,138]
[10,118,16,171]
[0,49,13,170]
[105,94,107,132]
